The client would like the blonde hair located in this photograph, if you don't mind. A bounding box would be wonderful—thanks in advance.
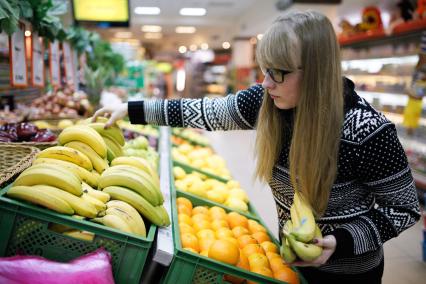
[255,11,343,216]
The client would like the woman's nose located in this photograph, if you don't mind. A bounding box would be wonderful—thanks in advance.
[262,74,275,90]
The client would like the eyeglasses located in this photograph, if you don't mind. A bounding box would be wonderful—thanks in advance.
[261,68,297,84]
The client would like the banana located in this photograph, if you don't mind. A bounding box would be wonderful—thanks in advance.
[36,146,93,171]
[33,158,99,188]
[106,200,147,236]
[102,186,164,226]
[88,122,125,146]
[286,234,322,262]
[103,135,123,159]
[91,214,133,234]
[65,141,109,174]
[280,220,296,263]
[82,193,107,212]
[32,185,98,218]
[104,206,146,237]
[98,170,161,206]
[14,165,82,196]
[58,125,107,158]
[82,182,110,203]
[7,186,74,215]
[155,205,171,227]
[111,156,160,188]
[291,191,316,242]
[290,204,300,228]
[63,230,95,241]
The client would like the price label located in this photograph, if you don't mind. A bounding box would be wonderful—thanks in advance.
[62,42,74,87]
[31,32,44,87]
[9,24,28,87]
[49,40,60,86]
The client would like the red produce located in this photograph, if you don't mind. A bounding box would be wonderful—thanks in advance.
[16,123,39,141]
[30,129,57,142]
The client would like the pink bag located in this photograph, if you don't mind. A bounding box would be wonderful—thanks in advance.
[0,248,115,284]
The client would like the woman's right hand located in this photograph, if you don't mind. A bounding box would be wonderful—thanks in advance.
[92,103,128,128]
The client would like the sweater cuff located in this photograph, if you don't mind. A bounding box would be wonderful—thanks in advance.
[128,101,146,124]
[327,228,355,261]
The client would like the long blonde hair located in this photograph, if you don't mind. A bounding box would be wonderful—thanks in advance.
[255,11,343,216]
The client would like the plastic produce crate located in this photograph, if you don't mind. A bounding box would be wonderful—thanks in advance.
[162,190,307,284]
[0,184,156,284]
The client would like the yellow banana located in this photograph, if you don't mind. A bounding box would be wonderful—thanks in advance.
[58,125,107,158]
[14,165,82,196]
[33,158,98,188]
[36,146,93,171]
[88,122,125,146]
[155,205,170,227]
[64,141,109,174]
[32,185,98,218]
[103,206,146,237]
[91,214,133,234]
[111,156,160,188]
[82,182,110,203]
[82,193,106,212]
[63,230,95,241]
[286,234,322,262]
[103,136,123,159]
[102,186,165,226]
[291,191,316,242]
[290,204,300,228]
[7,186,74,215]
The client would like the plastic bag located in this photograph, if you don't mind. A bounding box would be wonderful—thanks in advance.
[0,248,114,284]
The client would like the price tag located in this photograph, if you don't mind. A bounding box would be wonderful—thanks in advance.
[49,40,60,86]
[31,32,44,87]
[9,24,28,87]
[62,42,74,87]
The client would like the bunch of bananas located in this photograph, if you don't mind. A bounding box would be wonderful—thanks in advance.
[280,191,323,263]
[98,156,170,227]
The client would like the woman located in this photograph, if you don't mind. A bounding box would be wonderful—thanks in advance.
[93,11,420,283]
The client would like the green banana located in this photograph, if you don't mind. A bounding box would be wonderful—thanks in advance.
[286,234,323,262]
[87,122,125,146]
[280,220,297,263]
[155,205,170,227]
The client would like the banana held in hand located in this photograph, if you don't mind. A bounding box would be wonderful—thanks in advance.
[286,234,323,262]
[36,146,93,171]
[291,191,316,242]
[58,125,107,158]
[280,220,297,263]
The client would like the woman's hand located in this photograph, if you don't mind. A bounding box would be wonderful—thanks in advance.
[292,235,336,267]
[92,103,128,128]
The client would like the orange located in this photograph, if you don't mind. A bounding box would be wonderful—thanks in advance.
[237,234,257,249]
[269,257,286,273]
[192,213,210,223]
[265,252,281,261]
[247,219,267,234]
[178,204,192,216]
[209,206,227,220]
[211,219,229,230]
[181,232,199,252]
[178,213,193,226]
[193,220,212,232]
[215,227,234,239]
[177,197,193,210]
[183,247,198,254]
[251,266,273,277]
[260,241,278,254]
[232,226,249,238]
[200,250,209,257]
[273,267,300,284]
[199,238,216,251]
[208,239,240,265]
[223,237,239,247]
[196,229,216,240]
[237,249,250,271]
[179,223,195,235]
[192,206,209,216]
[227,212,248,229]
[251,231,271,244]
[223,275,244,284]
[242,244,264,257]
[248,253,269,270]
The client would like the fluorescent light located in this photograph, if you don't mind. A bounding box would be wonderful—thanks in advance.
[222,42,230,49]
[134,7,160,15]
[24,30,31,37]
[189,44,197,51]
[178,46,187,53]
[115,31,133,38]
[144,33,163,39]
[176,69,186,91]
[179,8,206,16]
[200,43,209,50]
[257,34,264,40]
[175,26,196,34]
[141,25,162,32]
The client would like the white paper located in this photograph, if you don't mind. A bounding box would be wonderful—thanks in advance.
[49,40,60,86]
[62,42,74,86]
[10,26,27,86]
[31,32,44,87]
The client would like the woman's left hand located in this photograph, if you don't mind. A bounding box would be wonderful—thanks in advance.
[292,235,336,267]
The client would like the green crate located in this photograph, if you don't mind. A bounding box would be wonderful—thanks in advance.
[173,160,230,183]
[0,185,157,284]
[162,190,307,284]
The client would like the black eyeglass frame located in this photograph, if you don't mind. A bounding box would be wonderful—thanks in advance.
[262,67,301,83]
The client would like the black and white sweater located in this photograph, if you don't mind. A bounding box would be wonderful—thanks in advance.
[128,78,420,274]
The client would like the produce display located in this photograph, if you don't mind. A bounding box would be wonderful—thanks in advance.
[172,128,210,146]
[118,121,159,138]
[0,122,56,142]
[123,135,160,170]
[176,197,299,284]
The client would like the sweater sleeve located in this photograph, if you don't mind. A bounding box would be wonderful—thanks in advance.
[337,124,420,256]
[128,84,264,131]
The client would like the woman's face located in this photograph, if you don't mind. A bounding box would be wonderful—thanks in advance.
[261,69,302,110]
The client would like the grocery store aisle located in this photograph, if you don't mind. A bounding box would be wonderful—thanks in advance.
[204,130,426,283]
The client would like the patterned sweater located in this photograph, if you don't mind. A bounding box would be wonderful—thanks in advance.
[128,78,420,274]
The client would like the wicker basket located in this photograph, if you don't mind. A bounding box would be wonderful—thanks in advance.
[0,144,39,188]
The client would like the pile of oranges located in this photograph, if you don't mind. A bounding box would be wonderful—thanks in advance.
[177,197,299,284]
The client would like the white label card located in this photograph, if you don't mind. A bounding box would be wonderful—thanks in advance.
[49,40,60,86]
[62,42,74,86]
[31,32,44,87]
[10,25,28,86]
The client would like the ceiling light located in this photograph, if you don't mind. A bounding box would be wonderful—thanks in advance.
[200,43,209,50]
[179,8,206,16]
[144,33,163,39]
[24,30,31,37]
[222,41,230,49]
[141,25,162,33]
[179,46,187,53]
[257,34,264,40]
[115,31,133,38]
[134,7,161,15]
[189,44,197,51]
[175,26,196,34]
